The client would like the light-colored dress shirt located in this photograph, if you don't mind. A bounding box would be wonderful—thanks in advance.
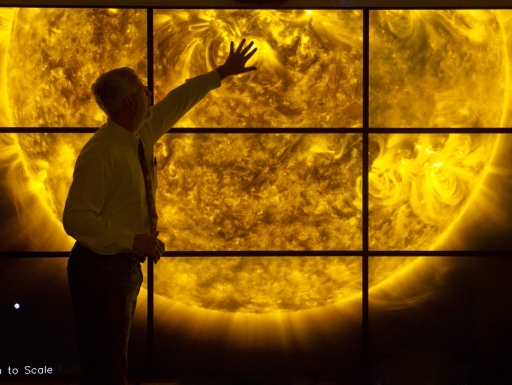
[63,70,221,255]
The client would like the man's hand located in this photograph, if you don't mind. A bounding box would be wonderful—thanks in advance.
[132,232,165,264]
[216,39,257,81]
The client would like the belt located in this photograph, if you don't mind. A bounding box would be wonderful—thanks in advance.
[121,253,147,263]
[73,242,146,263]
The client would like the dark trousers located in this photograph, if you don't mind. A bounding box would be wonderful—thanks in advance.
[67,242,143,385]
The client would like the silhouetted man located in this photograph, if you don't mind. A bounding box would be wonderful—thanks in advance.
[63,40,257,385]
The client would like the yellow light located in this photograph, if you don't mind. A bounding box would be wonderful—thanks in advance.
[0,8,511,318]
[153,9,363,128]
[156,256,363,313]
[6,8,147,127]
[370,10,508,128]
[369,134,497,249]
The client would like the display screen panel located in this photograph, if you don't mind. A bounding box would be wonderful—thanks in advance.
[370,10,512,128]
[0,8,147,128]
[368,133,504,250]
[153,256,362,376]
[0,257,147,381]
[368,256,512,384]
[0,258,78,379]
[154,9,363,128]
[155,133,362,250]
[0,133,90,252]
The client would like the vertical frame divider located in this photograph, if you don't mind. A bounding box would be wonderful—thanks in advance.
[362,7,370,374]
[146,6,155,378]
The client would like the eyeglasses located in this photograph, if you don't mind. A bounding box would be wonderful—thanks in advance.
[127,86,149,98]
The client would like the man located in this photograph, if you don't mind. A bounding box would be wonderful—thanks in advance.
[63,40,257,385]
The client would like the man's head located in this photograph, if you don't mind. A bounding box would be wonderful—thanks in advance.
[91,68,151,129]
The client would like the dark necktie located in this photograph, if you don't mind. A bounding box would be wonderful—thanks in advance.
[138,138,158,235]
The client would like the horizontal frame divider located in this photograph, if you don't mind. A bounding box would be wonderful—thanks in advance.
[1,5,512,10]
[2,250,511,258]
[3,127,512,134]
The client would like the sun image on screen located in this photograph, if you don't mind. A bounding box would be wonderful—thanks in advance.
[1,8,512,367]
[370,10,510,129]
[154,133,362,251]
[153,9,363,128]
[368,133,498,250]
[5,8,148,128]
[156,256,362,314]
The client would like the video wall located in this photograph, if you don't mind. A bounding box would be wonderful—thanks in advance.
[1,7,512,383]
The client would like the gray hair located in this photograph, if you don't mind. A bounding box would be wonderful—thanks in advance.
[91,67,137,118]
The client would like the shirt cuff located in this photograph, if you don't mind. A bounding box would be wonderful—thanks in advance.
[209,69,222,89]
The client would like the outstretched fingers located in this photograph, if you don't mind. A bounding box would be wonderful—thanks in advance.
[243,46,257,62]
[216,39,258,79]
[235,39,247,54]
[241,40,253,53]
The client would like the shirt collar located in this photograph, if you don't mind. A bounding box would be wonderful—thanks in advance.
[105,118,140,148]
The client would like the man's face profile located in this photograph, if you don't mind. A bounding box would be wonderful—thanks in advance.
[128,75,152,126]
